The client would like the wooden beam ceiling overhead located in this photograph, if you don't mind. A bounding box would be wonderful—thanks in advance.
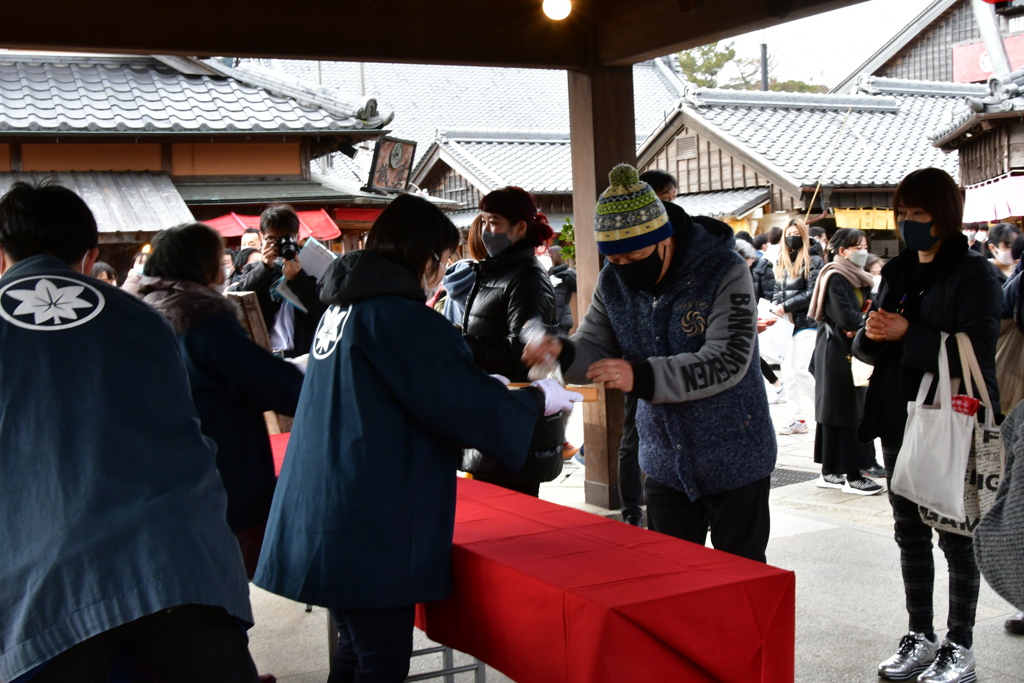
[0,0,866,69]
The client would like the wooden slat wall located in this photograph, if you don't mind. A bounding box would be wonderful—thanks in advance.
[959,128,1010,186]
[879,2,978,82]
[640,125,801,212]
[424,166,483,210]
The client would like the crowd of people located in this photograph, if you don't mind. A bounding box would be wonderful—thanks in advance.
[1,162,1022,683]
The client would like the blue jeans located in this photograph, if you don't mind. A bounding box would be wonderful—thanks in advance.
[329,605,416,683]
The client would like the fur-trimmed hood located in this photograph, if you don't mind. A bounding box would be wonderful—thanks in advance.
[137,276,241,335]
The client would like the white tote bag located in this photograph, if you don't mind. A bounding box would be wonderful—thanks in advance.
[891,332,975,521]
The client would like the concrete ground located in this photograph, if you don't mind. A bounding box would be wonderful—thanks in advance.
[248,399,1023,682]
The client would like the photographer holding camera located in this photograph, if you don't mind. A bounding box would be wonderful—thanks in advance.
[235,204,326,358]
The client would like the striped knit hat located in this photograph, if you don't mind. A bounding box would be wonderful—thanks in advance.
[594,163,672,255]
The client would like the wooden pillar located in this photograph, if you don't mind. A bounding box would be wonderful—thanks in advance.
[568,65,636,510]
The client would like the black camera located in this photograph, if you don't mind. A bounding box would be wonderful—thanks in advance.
[276,236,299,261]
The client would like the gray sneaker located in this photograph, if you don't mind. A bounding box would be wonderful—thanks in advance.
[878,631,939,681]
[918,640,976,683]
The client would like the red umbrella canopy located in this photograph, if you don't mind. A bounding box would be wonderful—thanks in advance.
[206,210,340,241]
[204,212,260,237]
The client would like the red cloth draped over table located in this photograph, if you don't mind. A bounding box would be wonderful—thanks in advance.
[267,433,795,681]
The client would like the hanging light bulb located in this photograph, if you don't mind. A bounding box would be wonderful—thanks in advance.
[543,0,572,20]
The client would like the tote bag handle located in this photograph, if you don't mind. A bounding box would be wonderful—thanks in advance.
[956,332,996,429]
[915,332,954,413]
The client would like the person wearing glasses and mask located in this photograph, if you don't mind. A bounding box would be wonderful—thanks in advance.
[854,168,1000,683]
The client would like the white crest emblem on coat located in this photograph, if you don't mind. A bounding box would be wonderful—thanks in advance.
[0,276,105,330]
[313,304,350,359]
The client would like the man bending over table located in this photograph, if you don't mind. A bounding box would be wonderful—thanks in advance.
[524,164,777,562]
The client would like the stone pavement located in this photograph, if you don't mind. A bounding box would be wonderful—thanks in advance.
[248,399,1023,682]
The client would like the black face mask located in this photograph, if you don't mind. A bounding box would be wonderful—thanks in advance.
[785,235,803,250]
[610,245,664,292]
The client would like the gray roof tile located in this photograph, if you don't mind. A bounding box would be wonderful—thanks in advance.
[0,54,385,135]
[674,76,973,187]
[0,171,193,233]
[255,57,684,174]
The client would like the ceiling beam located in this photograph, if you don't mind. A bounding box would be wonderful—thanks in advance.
[0,0,866,70]
[597,0,869,66]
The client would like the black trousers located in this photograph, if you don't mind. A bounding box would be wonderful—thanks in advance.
[329,605,416,683]
[760,357,779,384]
[644,474,771,563]
[31,604,258,683]
[618,393,643,517]
[882,444,979,648]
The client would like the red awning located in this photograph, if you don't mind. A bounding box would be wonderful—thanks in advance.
[296,209,341,241]
[206,209,340,241]
[204,212,260,237]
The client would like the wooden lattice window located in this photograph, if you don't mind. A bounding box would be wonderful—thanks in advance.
[675,134,697,160]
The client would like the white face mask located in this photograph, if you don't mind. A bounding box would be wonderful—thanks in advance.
[964,230,977,242]
[994,247,1015,266]
[872,274,882,290]
[847,250,869,267]
[977,231,988,243]
[422,252,442,299]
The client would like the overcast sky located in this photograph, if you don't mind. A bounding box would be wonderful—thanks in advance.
[722,0,936,89]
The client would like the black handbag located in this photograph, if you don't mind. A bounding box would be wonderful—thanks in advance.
[461,411,565,484]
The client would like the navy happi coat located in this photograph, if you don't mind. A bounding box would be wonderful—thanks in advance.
[254,251,539,609]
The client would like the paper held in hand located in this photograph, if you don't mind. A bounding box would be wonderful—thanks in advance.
[756,298,794,365]
[271,237,339,313]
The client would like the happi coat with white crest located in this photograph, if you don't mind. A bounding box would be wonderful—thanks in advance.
[254,250,540,609]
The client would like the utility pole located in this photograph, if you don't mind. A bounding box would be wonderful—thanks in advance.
[760,43,769,91]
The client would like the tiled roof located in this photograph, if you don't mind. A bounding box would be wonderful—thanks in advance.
[415,130,572,199]
[0,53,388,134]
[0,171,192,233]
[930,68,1024,147]
[253,57,685,172]
[658,76,983,189]
[673,187,771,219]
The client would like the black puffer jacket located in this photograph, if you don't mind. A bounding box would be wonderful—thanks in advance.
[462,240,556,382]
[549,263,577,336]
[853,234,1001,443]
[772,252,824,331]
[750,257,775,302]
[460,240,561,487]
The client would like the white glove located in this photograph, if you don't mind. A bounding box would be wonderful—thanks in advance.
[531,378,584,416]
[489,374,510,386]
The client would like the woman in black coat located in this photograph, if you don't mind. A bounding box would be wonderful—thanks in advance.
[807,228,882,496]
[461,186,559,496]
[137,222,304,578]
[854,169,1001,682]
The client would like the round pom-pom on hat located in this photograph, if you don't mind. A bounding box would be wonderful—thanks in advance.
[608,163,639,187]
[593,163,672,256]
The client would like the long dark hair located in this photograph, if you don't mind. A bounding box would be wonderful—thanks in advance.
[365,194,460,278]
[144,222,224,285]
[479,187,554,248]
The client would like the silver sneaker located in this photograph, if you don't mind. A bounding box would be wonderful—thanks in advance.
[918,640,976,683]
[878,631,939,681]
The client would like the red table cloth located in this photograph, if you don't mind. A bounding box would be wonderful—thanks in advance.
[267,433,794,681]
